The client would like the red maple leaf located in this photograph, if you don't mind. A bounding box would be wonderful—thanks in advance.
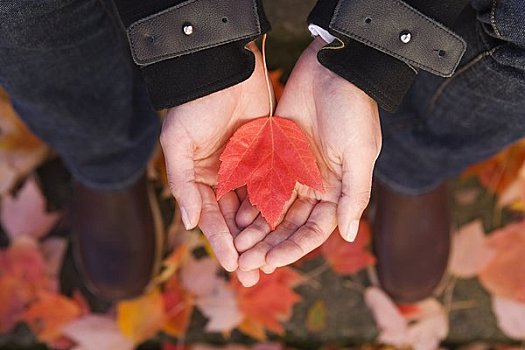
[217,116,323,228]
[230,267,303,340]
[321,221,376,275]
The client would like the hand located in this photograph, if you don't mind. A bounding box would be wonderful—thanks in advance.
[235,37,382,275]
[160,42,270,273]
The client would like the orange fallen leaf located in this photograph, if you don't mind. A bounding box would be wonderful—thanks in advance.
[21,291,81,343]
[217,116,323,229]
[0,237,55,333]
[462,139,525,195]
[0,89,49,194]
[0,276,29,333]
[230,267,303,340]
[479,221,525,302]
[117,287,166,344]
[163,277,194,338]
[321,221,376,275]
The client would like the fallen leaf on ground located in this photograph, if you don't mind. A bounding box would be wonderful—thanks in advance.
[306,300,327,333]
[0,177,60,240]
[181,257,222,297]
[364,287,408,346]
[0,237,55,333]
[462,139,525,195]
[0,236,50,289]
[321,222,376,275]
[231,267,303,340]
[0,89,49,194]
[365,287,448,350]
[21,291,81,343]
[217,116,323,229]
[117,288,166,344]
[62,315,134,350]
[479,221,525,301]
[0,276,29,333]
[163,277,194,338]
[195,281,243,334]
[449,220,495,278]
[491,296,525,340]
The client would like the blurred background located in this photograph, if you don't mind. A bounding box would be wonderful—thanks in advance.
[1,1,525,349]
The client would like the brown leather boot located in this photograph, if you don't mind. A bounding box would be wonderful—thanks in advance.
[70,176,163,301]
[371,181,450,304]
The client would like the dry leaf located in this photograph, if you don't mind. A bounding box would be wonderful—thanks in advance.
[365,287,448,350]
[321,222,376,275]
[479,221,525,301]
[231,267,302,340]
[163,277,194,338]
[0,89,49,194]
[306,300,327,333]
[116,288,166,344]
[449,221,495,278]
[491,296,525,340]
[0,177,60,240]
[195,281,243,334]
[21,291,81,343]
[181,257,222,297]
[462,139,525,195]
[62,315,134,350]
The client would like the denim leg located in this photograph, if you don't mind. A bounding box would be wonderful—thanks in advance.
[0,0,159,190]
[375,5,525,195]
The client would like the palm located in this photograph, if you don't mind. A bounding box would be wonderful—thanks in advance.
[160,43,271,272]
[235,38,381,275]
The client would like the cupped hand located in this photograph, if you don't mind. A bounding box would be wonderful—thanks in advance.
[235,37,382,275]
[160,42,270,273]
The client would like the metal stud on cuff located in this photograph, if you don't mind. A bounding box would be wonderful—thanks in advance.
[399,31,411,43]
[183,24,194,35]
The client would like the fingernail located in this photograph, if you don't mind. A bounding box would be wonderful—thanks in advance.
[180,207,191,230]
[345,220,360,242]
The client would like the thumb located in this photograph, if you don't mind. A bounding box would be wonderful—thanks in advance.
[161,134,201,230]
[337,150,375,242]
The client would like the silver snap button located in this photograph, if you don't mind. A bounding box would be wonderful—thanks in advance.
[183,24,194,36]
[400,31,411,44]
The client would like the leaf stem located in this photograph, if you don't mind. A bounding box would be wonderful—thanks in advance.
[262,34,274,117]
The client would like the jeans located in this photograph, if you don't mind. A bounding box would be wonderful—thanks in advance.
[0,0,159,190]
[0,0,523,194]
[375,0,525,194]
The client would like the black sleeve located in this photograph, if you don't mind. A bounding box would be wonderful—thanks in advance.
[308,0,470,112]
[112,0,270,110]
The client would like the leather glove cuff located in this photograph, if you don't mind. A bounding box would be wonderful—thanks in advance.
[117,0,270,110]
[309,0,468,112]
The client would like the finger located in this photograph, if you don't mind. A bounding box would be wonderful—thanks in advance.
[266,201,337,267]
[236,196,259,228]
[218,191,241,237]
[197,184,238,272]
[238,197,316,271]
[234,214,270,253]
[161,132,201,230]
[337,151,375,242]
[261,265,276,274]
[236,269,260,287]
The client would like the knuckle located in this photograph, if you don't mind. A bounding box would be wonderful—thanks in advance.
[303,221,327,245]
